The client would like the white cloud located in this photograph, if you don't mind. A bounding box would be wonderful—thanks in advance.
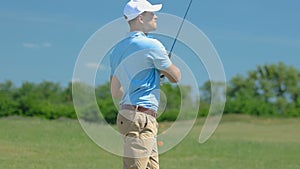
[22,42,39,48]
[43,42,52,48]
[86,63,100,69]
[22,42,52,49]
[86,63,109,71]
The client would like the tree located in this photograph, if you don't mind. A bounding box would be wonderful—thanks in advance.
[0,81,19,117]
[200,81,227,116]
[226,62,300,116]
[96,82,118,124]
[13,81,75,119]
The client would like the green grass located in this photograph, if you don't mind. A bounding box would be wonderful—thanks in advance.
[1,115,300,169]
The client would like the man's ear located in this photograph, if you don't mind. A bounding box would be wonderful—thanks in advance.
[137,14,144,23]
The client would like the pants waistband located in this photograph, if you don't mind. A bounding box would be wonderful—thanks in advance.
[121,104,157,118]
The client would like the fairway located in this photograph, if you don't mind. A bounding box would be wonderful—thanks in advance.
[1,115,300,169]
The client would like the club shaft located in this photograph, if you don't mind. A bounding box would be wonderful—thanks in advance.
[169,0,193,57]
[161,0,193,79]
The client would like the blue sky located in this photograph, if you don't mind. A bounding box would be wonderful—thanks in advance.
[1,0,299,86]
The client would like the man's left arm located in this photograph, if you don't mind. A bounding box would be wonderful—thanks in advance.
[110,76,123,99]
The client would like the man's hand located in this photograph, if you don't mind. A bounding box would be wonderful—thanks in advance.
[160,64,181,83]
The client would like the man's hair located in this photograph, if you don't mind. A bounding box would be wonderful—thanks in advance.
[125,12,147,24]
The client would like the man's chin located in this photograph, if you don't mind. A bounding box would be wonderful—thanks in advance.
[151,27,157,32]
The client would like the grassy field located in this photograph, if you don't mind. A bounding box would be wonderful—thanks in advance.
[1,115,300,169]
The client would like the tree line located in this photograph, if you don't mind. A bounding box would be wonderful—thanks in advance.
[0,62,299,123]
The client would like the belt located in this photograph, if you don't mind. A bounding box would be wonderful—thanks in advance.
[121,104,157,118]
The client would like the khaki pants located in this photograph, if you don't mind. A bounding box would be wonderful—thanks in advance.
[117,109,159,169]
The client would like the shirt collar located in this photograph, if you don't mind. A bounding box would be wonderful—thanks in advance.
[126,31,147,38]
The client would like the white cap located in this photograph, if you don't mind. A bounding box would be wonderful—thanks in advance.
[123,0,162,21]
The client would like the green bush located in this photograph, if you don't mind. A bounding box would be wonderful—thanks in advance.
[1,62,300,121]
[158,109,179,122]
[0,94,19,117]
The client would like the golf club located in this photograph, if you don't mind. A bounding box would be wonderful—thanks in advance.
[161,0,193,79]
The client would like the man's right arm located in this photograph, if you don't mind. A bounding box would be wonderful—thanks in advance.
[160,64,181,83]
[150,39,181,83]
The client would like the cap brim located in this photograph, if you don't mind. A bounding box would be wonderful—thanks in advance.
[148,4,162,12]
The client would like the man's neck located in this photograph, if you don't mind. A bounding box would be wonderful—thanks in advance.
[130,28,145,33]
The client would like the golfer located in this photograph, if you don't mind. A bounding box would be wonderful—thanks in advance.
[110,0,181,168]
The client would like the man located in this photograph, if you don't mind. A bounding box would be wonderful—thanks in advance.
[110,0,181,168]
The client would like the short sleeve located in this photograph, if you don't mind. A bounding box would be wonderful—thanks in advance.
[149,39,172,70]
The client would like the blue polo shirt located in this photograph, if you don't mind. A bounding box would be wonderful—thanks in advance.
[110,31,172,112]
